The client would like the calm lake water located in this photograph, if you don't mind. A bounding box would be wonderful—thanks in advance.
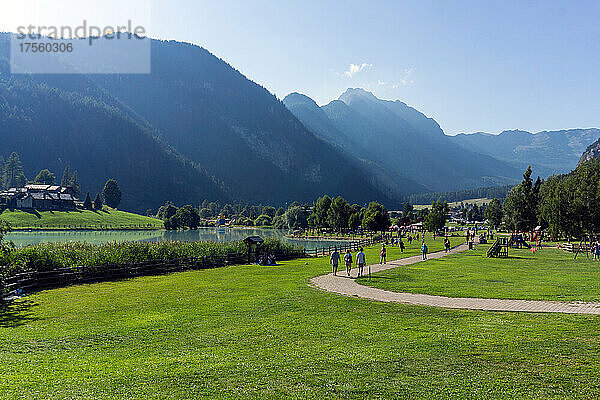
[4,227,350,250]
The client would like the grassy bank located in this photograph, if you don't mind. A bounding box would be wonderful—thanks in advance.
[0,208,163,230]
[361,245,600,302]
[1,245,600,398]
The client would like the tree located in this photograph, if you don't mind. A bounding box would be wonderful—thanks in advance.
[262,206,276,218]
[276,207,285,217]
[311,195,332,229]
[538,174,579,239]
[221,204,233,218]
[102,179,122,208]
[484,198,503,229]
[327,196,351,232]
[157,203,178,221]
[503,166,540,231]
[285,206,308,230]
[423,200,449,232]
[60,165,80,196]
[3,152,27,189]
[362,202,390,232]
[83,192,93,210]
[34,169,56,185]
[348,212,361,231]
[93,193,103,210]
[402,203,414,222]
[198,208,212,218]
[172,205,200,229]
[254,214,273,226]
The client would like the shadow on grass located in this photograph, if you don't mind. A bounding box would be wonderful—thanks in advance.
[369,274,415,282]
[0,299,38,328]
[11,208,42,219]
[507,256,535,260]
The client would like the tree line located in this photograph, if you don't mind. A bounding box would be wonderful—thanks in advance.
[499,161,600,240]
[156,196,394,232]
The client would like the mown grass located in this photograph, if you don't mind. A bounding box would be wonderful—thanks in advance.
[2,244,600,398]
[0,208,163,229]
[361,245,600,302]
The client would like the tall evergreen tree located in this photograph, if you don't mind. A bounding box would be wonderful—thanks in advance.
[484,198,504,229]
[83,192,93,210]
[60,165,81,196]
[3,152,27,189]
[102,179,122,208]
[93,193,103,210]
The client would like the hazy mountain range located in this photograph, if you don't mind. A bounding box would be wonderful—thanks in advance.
[284,89,522,193]
[450,128,600,175]
[0,35,392,211]
[0,33,597,211]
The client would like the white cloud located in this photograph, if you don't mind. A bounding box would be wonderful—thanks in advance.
[344,63,373,78]
[392,67,415,88]
[377,80,387,86]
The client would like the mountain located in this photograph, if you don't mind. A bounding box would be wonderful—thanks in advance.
[450,129,600,174]
[282,93,427,196]
[284,88,521,193]
[0,34,393,210]
[580,137,600,164]
[0,37,227,212]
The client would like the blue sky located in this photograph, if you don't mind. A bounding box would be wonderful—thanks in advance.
[2,0,600,134]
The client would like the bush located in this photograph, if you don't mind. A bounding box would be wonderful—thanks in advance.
[0,238,301,276]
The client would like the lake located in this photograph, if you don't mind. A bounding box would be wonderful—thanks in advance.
[4,227,350,250]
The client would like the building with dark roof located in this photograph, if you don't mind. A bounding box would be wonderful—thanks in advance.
[0,184,78,211]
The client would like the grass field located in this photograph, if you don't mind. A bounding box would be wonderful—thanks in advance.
[414,197,493,210]
[0,208,163,229]
[2,239,600,398]
[361,245,600,302]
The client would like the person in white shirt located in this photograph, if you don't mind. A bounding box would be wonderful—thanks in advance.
[356,248,366,277]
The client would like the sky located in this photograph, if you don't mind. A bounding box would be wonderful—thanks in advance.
[2,0,600,135]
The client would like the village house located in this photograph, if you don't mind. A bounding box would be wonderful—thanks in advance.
[0,184,78,211]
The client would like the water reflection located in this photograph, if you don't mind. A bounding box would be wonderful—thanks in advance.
[5,227,350,250]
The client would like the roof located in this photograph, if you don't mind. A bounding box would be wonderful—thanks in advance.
[243,236,264,245]
[25,184,51,191]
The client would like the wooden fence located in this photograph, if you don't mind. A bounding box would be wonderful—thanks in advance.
[304,237,378,257]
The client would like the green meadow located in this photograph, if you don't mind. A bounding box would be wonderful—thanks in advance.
[2,238,600,399]
[0,208,163,229]
[361,245,600,302]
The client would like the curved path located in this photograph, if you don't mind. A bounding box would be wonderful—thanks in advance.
[311,244,600,314]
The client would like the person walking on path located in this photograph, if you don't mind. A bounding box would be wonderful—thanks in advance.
[444,237,451,253]
[330,248,341,276]
[356,248,366,278]
[421,241,428,260]
[344,249,353,276]
[380,244,387,264]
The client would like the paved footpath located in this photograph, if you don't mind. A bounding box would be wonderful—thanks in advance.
[311,244,600,314]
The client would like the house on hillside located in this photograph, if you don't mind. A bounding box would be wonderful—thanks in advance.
[0,184,78,211]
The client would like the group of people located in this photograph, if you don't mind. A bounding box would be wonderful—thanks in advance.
[329,248,367,277]
[329,235,455,276]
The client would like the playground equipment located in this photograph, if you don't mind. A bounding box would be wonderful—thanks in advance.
[510,234,531,249]
[487,237,510,258]
[487,234,532,258]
